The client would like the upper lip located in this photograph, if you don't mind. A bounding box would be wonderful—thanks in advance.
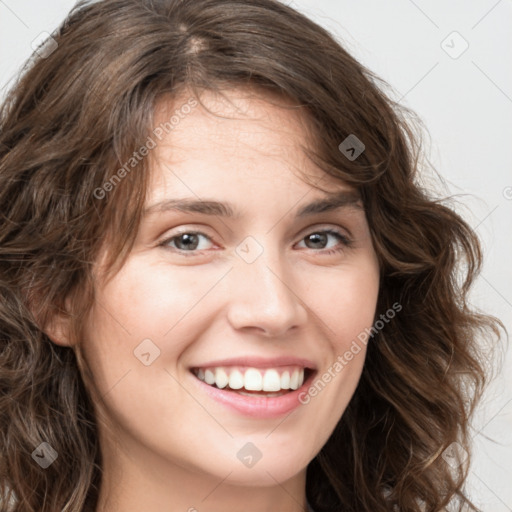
[190,356,317,370]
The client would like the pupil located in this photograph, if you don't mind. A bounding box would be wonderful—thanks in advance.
[307,233,326,248]
[178,234,198,250]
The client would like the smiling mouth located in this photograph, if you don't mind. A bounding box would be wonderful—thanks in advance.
[190,366,314,397]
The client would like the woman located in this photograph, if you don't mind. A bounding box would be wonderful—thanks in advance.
[0,0,503,511]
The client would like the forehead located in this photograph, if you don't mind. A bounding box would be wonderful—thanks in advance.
[153,87,316,157]
[147,87,350,199]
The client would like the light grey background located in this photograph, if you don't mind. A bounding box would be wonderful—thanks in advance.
[1,0,511,510]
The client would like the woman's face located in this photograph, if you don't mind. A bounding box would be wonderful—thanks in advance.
[80,88,379,492]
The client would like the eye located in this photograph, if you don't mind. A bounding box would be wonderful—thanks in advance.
[295,229,352,255]
[158,227,352,257]
[159,231,214,254]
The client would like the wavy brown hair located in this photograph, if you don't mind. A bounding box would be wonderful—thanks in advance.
[0,0,503,511]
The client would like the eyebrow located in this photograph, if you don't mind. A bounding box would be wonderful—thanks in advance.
[143,190,363,219]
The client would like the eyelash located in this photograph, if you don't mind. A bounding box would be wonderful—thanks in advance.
[158,228,353,257]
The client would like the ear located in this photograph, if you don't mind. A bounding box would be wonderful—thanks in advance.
[43,308,74,347]
[30,294,75,347]
[25,281,76,347]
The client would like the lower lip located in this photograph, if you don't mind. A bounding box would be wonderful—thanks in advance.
[189,370,316,418]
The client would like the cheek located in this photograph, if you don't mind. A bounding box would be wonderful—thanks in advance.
[79,258,231,402]
[302,260,378,420]
[89,258,223,348]
[314,260,380,351]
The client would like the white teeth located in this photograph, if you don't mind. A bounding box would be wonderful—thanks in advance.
[280,371,291,389]
[262,369,281,392]
[195,366,306,392]
[204,369,215,385]
[228,369,244,390]
[214,368,229,389]
[244,368,263,391]
[289,369,299,390]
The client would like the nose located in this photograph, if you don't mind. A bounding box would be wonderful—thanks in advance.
[226,247,308,337]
